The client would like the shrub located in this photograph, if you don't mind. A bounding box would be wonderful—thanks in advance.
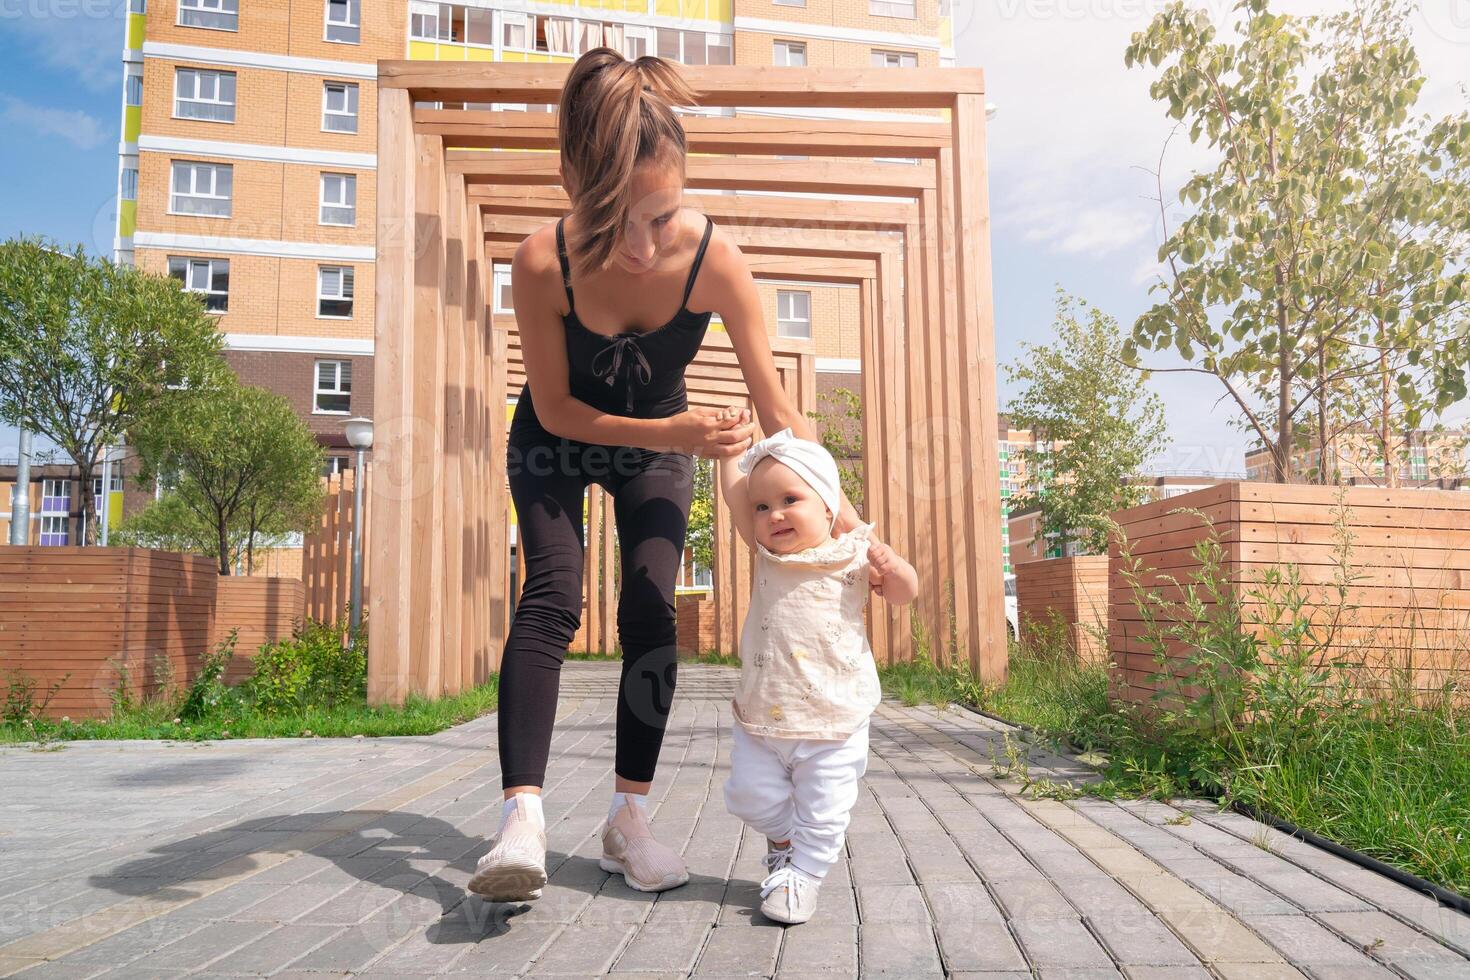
[249,618,365,715]
[179,630,237,721]
[3,669,67,726]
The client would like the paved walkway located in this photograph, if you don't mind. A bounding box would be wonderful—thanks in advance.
[1,662,1468,979]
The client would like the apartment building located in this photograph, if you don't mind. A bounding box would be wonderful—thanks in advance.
[115,0,954,480]
[1244,429,1470,488]
[0,462,129,547]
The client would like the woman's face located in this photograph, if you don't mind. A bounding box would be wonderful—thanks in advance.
[747,458,833,554]
[613,158,685,275]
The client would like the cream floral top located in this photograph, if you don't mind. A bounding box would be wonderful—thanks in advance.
[732,522,881,740]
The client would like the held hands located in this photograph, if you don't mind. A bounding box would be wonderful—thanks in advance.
[867,539,919,605]
[668,405,754,460]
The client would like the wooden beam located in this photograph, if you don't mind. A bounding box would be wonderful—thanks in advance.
[442,170,467,696]
[410,132,448,699]
[366,87,415,705]
[448,152,934,195]
[416,109,949,156]
[379,61,983,106]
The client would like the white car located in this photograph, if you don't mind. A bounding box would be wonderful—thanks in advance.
[1004,575,1018,641]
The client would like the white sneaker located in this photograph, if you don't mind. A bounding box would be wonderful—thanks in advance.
[468,796,547,902]
[759,864,821,925]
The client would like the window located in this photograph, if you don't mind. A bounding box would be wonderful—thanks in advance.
[322,455,350,477]
[178,0,237,31]
[869,0,916,16]
[39,516,69,547]
[93,472,123,499]
[707,34,732,65]
[318,266,354,318]
[125,74,143,107]
[774,40,806,67]
[322,82,359,133]
[871,49,918,67]
[325,0,360,42]
[128,0,146,12]
[170,161,232,217]
[775,0,805,7]
[493,266,514,313]
[41,479,70,514]
[319,173,356,226]
[120,167,138,201]
[466,8,492,44]
[502,12,528,48]
[175,68,236,122]
[314,360,352,413]
[776,289,810,339]
[168,256,229,312]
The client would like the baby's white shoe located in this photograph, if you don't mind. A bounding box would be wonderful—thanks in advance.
[759,861,821,925]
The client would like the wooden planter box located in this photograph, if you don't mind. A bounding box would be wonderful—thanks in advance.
[1015,556,1109,663]
[0,547,218,718]
[1108,482,1470,706]
[213,576,306,683]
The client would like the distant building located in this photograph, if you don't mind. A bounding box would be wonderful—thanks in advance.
[0,458,130,546]
[1244,429,1470,488]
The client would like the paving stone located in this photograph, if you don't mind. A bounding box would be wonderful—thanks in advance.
[856,884,930,922]
[774,922,855,976]
[693,920,782,976]
[1011,915,1115,970]
[858,920,944,976]
[206,923,342,973]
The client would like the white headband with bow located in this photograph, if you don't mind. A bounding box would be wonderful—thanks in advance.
[737,427,842,530]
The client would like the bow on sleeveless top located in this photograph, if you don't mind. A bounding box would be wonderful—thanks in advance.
[552,214,714,419]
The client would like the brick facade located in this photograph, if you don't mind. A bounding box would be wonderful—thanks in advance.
[224,349,374,450]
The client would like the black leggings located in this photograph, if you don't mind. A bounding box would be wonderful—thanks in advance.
[498,437,694,789]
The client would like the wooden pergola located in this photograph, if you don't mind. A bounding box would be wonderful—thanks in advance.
[367,63,1005,705]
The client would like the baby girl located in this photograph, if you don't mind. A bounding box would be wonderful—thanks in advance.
[717,427,917,925]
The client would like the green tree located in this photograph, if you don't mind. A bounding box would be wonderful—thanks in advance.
[0,238,225,542]
[686,457,714,574]
[1006,290,1170,555]
[1124,0,1470,482]
[806,387,864,516]
[130,381,325,574]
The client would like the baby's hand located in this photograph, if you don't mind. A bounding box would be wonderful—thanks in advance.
[867,540,918,605]
[867,541,897,595]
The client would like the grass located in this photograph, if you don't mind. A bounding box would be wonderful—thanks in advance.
[0,678,500,744]
[567,649,743,668]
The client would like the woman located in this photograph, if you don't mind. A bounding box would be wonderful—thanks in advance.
[469,47,863,902]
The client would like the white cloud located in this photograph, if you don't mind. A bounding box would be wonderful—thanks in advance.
[0,95,108,149]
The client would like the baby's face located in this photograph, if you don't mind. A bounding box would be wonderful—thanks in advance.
[747,458,833,554]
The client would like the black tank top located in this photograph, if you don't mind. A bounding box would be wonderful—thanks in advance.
[511,214,715,441]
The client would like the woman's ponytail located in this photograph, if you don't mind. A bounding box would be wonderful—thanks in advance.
[558,49,698,279]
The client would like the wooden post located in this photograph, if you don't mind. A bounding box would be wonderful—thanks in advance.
[953,95,1006,681]
[367,87,415,705]
[410,133,447,699]
[441,171,467,696]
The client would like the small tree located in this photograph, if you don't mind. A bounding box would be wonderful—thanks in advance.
[686,457,714,575]
[130,382,325,574]
[1005,289,1170,555]
[0,238,225,543]
[1124,0,1470,482]
[806,387,865,516]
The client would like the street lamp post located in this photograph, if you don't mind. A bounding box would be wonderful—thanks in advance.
[344,417,373,637]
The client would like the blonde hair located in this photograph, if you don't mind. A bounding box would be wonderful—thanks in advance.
[557,48,698,279]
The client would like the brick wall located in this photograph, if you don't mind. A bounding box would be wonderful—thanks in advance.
[223,349,375,448]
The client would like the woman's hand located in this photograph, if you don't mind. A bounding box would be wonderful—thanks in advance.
[660,406,754,459]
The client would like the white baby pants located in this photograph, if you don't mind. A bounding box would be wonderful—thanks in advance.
[722,719,870,879]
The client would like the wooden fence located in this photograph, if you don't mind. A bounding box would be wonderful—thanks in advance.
[1015,556,1108,663]
[0,548,217,717]
[213,576,305,682]
[1109,482,1470,705]
[302,467,368,625]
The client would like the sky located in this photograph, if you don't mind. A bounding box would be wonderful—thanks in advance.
[2,0,1469,471]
